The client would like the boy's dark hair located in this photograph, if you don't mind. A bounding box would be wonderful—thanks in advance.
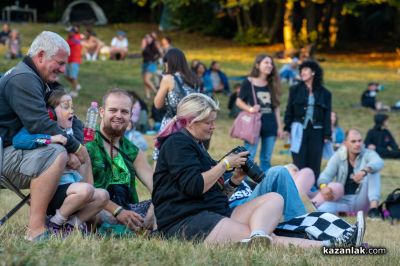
[47,88,68,108]
[374,113,388,128]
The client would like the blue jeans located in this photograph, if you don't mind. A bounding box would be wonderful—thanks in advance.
[317,172,381,214]
[230,166,307,222]
[244,136,276,173]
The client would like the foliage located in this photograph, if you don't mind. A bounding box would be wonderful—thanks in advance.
[233,27,271,45]
[1,22,400,265]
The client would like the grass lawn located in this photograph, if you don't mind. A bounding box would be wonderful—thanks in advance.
[0,23,399,265]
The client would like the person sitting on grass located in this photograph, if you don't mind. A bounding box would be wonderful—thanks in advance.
[12,88,109,236]
[297,129,384,219]
[86,89,155,232]
[205,61,230,95]
[365,113,400,159]
[360,82,390,111]
[152,93,364,247]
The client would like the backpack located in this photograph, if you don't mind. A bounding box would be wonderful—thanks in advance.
[378,188,400,224]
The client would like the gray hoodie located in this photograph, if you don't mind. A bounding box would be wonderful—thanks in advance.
[0,57,80,153]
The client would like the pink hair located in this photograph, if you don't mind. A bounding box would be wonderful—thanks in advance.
[154,115,192,149]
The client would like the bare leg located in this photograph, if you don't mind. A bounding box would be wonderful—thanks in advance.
[59,183,95,217]
[231,192,284,235]
[205,192,284,244]
[204,218,250,244]
[27,151,68,240]
[143,72,156,99]
[75,188,109,222]
[78,156,94,185]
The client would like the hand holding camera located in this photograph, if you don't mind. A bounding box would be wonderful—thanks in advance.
[223,146,266,184]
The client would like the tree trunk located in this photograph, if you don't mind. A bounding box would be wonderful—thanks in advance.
[283,0,295,51]
[243,7,253,30]
[328,1,341,48]
[395,7,400,43]
[317,1,332,47]
[236,9,244,35]
[304,0,317,42]
[261,1,269,34]
[268,0,284,43]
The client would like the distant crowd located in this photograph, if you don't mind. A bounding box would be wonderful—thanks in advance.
[1,28,400,248]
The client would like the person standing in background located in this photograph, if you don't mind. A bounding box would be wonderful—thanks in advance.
[236,54,282,173]
[284,60,332,185]
[65,26,82,97]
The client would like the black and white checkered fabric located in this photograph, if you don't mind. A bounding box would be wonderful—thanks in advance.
[276,212,352,241]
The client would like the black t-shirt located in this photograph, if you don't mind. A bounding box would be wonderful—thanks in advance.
[344,161,359,195]
[238,78,277,137]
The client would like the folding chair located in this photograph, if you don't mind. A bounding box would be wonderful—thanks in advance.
[0,137,30,226]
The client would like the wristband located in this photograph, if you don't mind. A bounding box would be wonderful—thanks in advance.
[113,206,123,217]
[361,169,368,176]
[75,143,83,154]
[228,179,239,188]
[223,158,231,170]
[319,184,327,189]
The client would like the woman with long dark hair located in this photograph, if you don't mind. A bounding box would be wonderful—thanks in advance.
[153,47,199,160]
[284,60,332,183]
[235,54,282,173]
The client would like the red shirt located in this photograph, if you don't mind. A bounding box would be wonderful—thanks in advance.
[67,33,82,64]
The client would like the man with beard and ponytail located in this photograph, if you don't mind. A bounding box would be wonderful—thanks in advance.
[86,88,155,232]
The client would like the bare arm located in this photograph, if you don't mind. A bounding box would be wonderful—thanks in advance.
[201,151,248,193]
[274,106,283,138]
[154,75,174,109]
[236,97,259,113]
[133,150,153,192]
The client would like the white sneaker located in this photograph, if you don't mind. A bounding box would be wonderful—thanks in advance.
[76,84,82,91]
[240,234,272,247]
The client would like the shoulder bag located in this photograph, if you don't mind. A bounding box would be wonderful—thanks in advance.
[229,80,261,144]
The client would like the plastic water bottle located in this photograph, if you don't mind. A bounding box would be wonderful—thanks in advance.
[83,102,99,143]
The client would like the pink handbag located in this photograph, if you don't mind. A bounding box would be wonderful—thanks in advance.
[230,81,261,144]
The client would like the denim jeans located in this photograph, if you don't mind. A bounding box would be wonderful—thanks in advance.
[230,166,307,222]
[244,136,276,173]
[317,172,381,214]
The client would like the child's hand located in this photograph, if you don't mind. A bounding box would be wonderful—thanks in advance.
[51,134,67,145]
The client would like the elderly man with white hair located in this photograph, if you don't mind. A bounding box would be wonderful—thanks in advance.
[0,31,89,242]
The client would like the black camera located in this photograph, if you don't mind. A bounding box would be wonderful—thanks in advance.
[229,146,265,183]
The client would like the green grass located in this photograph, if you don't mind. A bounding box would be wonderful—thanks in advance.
[1,23,400,265]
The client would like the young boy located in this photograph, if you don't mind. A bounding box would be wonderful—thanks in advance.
[13,89,109,236]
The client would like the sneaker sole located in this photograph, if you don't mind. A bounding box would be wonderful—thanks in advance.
[247,235,272,248]
[356,211,365,247]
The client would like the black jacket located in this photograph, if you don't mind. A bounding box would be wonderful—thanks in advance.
[365,127,399,154]
[0,57,81,152]
[284,82,332,138]
[152,131,229,233]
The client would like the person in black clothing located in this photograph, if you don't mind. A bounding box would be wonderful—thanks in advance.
[141,32,162,99]
[360,82,390,111]
[365,113,400,159]
[284,60,332,183]
[0,23,11,45]
[228,83,241,118]
[152,93,357,247]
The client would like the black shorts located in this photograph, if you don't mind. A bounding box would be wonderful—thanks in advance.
[46,183,71,216]
[161,210,228,242]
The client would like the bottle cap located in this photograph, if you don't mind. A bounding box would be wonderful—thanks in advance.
[91,101,98,108]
